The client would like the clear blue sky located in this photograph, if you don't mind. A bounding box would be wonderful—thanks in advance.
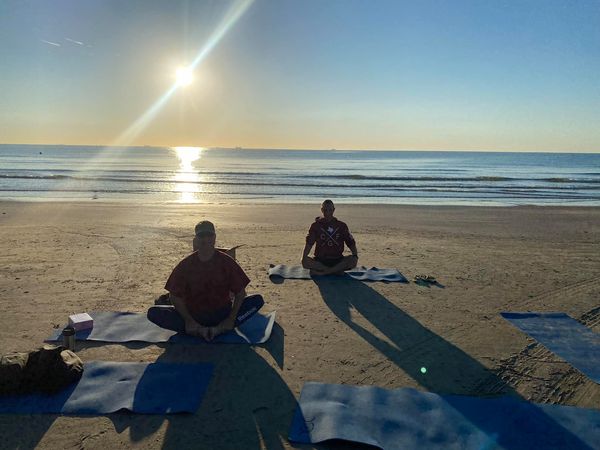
[1,0,599,151]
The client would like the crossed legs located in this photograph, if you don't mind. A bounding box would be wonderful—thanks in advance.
[302,255,358,276]
[147,294,265,333]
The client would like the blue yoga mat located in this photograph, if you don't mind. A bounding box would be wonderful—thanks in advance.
[0,361,213,414]
[47,311,276,345]
[268,264,407,282]
[289,383,600,450]
[502,312,600,383]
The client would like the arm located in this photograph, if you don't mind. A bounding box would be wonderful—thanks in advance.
[302,223,317,266]
[347,242,359,266]
[170,294,210,339]
[209,288,247,340]
[223,288,247,330]
[301,242,314,266]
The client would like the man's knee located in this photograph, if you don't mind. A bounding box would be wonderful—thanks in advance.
[147,305,175,324]
[236,294,265,326]
[344,255,358,269]
[147,305,166,324]
[244,293,264,306]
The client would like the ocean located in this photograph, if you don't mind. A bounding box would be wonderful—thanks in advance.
[1,144,599,206]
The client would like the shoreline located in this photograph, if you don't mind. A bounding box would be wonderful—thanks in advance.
[2,196,600,208]
[3,198,600,208]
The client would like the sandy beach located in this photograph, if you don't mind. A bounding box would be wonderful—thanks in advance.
[0,201,599,449]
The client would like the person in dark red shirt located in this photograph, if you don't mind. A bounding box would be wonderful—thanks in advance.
[147,220,263,341]
[302,199,359,275]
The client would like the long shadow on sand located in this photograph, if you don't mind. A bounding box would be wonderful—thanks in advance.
[314,276,594,450]
[108,322,297,450]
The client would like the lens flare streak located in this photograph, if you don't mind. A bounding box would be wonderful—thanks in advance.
[112,0,254,147]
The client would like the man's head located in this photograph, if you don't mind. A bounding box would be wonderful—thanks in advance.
[193,220,216,252]
[321,199,335,220]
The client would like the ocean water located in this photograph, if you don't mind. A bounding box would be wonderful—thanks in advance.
[0,144,599,206]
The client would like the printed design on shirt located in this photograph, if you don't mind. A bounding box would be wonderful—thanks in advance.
[320,226,340,247]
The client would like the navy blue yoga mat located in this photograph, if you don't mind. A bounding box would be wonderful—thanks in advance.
[47,311,276,345]
[502,312,600,383]
[268,265,407,282]
[0,361,213,414]
[289,383,600,450]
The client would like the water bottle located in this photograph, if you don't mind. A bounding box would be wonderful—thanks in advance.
[62,326,76,351]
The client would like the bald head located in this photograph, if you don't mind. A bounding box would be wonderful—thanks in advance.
[321,199,335,220]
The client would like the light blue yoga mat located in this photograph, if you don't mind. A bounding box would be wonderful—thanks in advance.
[0,361,213,414]
[289,383,600,450]
[47,311,276,345]
[502,312,600,383]
[268,265,407,282]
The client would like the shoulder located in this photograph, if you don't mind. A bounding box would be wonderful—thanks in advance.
[335,219,349,229]
[215,251,242,268]
[176,252,198,268]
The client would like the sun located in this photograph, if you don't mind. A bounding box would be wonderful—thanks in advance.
[175,67,193,87]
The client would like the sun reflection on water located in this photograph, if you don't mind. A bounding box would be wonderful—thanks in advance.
[172,146,203,203]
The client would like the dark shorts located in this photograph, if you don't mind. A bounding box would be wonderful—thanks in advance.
[147,294,265,333]
[316,256,345,267]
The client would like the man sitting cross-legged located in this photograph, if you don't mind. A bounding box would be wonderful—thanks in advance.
[301,199,359,276]
[148,220,263,341]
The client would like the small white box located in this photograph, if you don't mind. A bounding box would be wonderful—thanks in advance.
[68,313,94,331]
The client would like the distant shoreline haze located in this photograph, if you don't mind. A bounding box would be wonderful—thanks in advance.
[1,144,598,154]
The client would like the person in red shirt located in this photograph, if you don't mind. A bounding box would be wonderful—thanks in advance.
[302,199,359,275]
[148,220,263,341]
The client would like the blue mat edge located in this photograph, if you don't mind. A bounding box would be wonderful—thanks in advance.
[45,311,276,344]
[0,360,215,415]
[500,310,600,384]
[288,382,600,445]
[268,264,408,282]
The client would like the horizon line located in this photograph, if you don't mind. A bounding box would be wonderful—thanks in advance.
[0,142,599,154]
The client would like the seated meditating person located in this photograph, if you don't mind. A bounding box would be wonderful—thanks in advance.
[148,220,263,341]
[301,199,359,275]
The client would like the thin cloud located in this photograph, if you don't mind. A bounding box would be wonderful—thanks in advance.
[65,37,84,46]
[41,39,61,47]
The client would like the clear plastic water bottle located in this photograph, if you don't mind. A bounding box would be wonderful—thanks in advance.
[62,326,75,351]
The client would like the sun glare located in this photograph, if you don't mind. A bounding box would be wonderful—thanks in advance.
[175,67,193,87]
[173,146,203,202]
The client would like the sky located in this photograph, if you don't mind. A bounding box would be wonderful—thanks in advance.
[0,0,599,152]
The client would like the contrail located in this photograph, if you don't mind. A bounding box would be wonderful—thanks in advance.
[65,37,84,45]
[41,39,61,47]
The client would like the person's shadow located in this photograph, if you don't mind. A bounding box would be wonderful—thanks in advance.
[314,277,594,450]
[0,413,57,449]
[108,322,297,450]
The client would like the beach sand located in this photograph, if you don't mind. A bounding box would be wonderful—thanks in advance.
[0,201,599,449]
